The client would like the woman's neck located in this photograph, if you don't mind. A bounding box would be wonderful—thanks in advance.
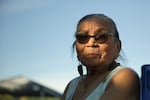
[86,61,119,77]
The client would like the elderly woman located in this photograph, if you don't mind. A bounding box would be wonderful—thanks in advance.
[61,14,140,100]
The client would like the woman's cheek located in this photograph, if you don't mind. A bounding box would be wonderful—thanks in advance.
[100,46,114,64]
[76,45,85,61]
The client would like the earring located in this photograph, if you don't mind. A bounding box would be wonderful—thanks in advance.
[78,63,83,76]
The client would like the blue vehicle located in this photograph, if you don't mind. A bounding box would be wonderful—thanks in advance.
[141,64,150,100]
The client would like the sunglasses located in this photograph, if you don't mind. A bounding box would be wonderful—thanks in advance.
[75,32,113,44]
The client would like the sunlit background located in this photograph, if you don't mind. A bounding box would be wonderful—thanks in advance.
[1,0,150,93]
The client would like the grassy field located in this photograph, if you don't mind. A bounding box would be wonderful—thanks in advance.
[0,94,60,100]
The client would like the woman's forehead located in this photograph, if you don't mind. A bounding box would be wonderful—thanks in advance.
[77,20,111,32]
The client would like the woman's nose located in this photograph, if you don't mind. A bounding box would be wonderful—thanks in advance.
[86,37,98,47]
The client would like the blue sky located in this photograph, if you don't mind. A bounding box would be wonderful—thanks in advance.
[0,0,150,93]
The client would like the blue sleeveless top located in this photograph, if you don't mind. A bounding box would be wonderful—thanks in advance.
[65,66,125,100]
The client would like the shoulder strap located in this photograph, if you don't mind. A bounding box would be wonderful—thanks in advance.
[86,66,125,100]
[102,66,125,91]
[66,76,81,100]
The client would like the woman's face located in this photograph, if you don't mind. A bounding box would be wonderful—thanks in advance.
[76,20,120,70]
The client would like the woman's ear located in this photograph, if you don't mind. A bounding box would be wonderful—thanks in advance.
[117,40,121,53]
[114,40,121,59]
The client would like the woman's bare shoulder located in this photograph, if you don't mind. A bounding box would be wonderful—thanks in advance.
[101,67,140,100]
[112,67,140,87]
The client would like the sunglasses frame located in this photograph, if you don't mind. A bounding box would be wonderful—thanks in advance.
[75,32,114,44]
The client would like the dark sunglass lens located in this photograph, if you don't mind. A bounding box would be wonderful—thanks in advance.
[76,34,89,44]
[96,34,110,44]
